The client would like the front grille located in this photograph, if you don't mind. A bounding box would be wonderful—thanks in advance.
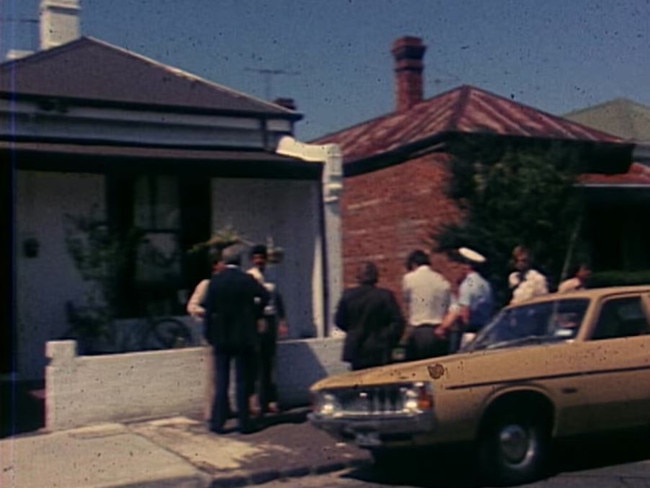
[335,384,418,415]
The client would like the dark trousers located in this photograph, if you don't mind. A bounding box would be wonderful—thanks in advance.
[211,350,254,432]
[252,317,278,413]
[407,324,449,361]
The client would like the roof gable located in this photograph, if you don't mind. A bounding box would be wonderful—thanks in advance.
[564,98,650,141]
[0,37,298,117]
[313,85,622,163]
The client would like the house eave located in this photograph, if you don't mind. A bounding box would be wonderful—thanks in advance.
[1,140,323,180]
[343,131,635,177]
[0,97,295,152]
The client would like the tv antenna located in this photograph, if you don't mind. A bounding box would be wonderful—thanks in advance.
[245,67,300,100]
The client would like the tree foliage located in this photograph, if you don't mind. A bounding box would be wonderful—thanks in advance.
[435,137,590,306]
[64,207,144,341]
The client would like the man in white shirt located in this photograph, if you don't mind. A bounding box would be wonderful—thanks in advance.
[508,245,548,305]
[402,249,452,360]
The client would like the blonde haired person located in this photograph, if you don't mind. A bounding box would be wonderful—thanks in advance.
[508,245,548,305]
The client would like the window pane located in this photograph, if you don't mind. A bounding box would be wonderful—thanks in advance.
[133,176,180,230]
[133,177,152,228]
[134,232,181,285]
[154,176,180,229]
[592,297,646,340]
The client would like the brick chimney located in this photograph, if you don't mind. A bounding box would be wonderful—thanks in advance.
[391,36,426,112]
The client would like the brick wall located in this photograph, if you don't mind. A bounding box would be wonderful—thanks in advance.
[341,153,465,301]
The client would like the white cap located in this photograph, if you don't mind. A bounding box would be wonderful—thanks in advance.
[458,247,486,264]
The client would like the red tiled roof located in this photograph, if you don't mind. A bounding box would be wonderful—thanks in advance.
[313,85,623,163]
[580,163,650,186]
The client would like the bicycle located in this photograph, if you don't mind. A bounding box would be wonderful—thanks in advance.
[62,301,193,354]
[136,315,193,351]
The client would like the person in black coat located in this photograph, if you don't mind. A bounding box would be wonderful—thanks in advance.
[335,261,405,370]
[201,244,270,434]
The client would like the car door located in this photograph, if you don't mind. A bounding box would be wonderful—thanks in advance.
[578,293,650,432]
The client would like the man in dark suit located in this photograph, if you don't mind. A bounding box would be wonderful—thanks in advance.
[202,244,269,434]
[335,261,405,370]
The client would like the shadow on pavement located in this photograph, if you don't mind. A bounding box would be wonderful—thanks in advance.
[552,429,650,474]
[0,380,45,438]
[343,445,481,488]
[256,407,309,430]
[343,429,650,488]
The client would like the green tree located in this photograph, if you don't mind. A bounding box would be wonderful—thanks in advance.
[64,207,143,349]
[436,137,590,306]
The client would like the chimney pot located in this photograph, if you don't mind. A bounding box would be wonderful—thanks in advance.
[391,36,426,112]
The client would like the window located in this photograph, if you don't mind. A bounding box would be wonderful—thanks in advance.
[107,173,210,318]
[471,298,589,350]
[592,296,649,340]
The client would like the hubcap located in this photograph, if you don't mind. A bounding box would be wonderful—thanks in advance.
[498,424,531,464]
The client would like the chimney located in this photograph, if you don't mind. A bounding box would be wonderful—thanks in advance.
[391,36,426,112]
[273,97,297,111]
[39,0,81,50]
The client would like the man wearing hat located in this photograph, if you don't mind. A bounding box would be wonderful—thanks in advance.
[440,247,494,352]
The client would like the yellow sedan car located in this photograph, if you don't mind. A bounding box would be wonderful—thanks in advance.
[309,286,650,485]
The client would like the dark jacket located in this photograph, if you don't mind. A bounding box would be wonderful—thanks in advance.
[201,266,270,353]
[335,284,405,369]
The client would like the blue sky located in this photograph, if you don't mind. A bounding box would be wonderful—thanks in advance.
[1,0,649,141]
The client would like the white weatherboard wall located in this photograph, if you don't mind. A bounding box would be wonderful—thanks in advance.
[16,170,105,380]
[46,338,346,431]
[211,178,323,338]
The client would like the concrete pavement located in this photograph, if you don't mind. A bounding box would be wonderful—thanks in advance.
[0,408,371,488]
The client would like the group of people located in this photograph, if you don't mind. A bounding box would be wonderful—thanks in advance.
[189,240,592,433]
[336,244,592,371]
[187,243,286,435]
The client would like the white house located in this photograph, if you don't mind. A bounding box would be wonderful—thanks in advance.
[1,32,342,381]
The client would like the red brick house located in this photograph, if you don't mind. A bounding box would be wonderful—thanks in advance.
[313,36,642,297]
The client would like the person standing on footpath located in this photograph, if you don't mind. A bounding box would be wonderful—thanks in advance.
[508,245,548,305]
[186,250,227,421]
[201,244,269,434]
[187,250,225,321]
[247,244,287,416]
[439,247,494,352]
[402,249,452,360]
[335,261,405,370]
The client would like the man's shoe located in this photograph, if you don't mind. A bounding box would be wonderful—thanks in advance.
[209,425,226,434]
[239,422,259,435]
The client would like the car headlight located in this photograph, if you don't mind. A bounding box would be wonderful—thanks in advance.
[401,382,433,413]
[313,391,343,417]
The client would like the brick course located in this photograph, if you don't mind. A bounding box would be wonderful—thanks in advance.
[341,153,466,303]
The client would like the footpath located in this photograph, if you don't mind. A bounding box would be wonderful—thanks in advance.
[0,408,371,488]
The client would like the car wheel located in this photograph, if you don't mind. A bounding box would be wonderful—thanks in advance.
[478,409,550,485]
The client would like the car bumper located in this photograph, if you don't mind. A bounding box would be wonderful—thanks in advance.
[308,411,436,447]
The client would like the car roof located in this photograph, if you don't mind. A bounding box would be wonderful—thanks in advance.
[506,285,650,309]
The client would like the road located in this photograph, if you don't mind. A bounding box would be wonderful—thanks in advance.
[265,431,650,488]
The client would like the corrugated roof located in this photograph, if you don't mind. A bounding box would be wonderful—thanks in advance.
[0,37,300,118]
[313,85,623,163]
[564,98,650,141]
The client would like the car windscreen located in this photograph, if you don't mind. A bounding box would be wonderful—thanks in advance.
[465,298,590,352]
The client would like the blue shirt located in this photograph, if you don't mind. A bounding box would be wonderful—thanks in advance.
[458,271,494,328]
